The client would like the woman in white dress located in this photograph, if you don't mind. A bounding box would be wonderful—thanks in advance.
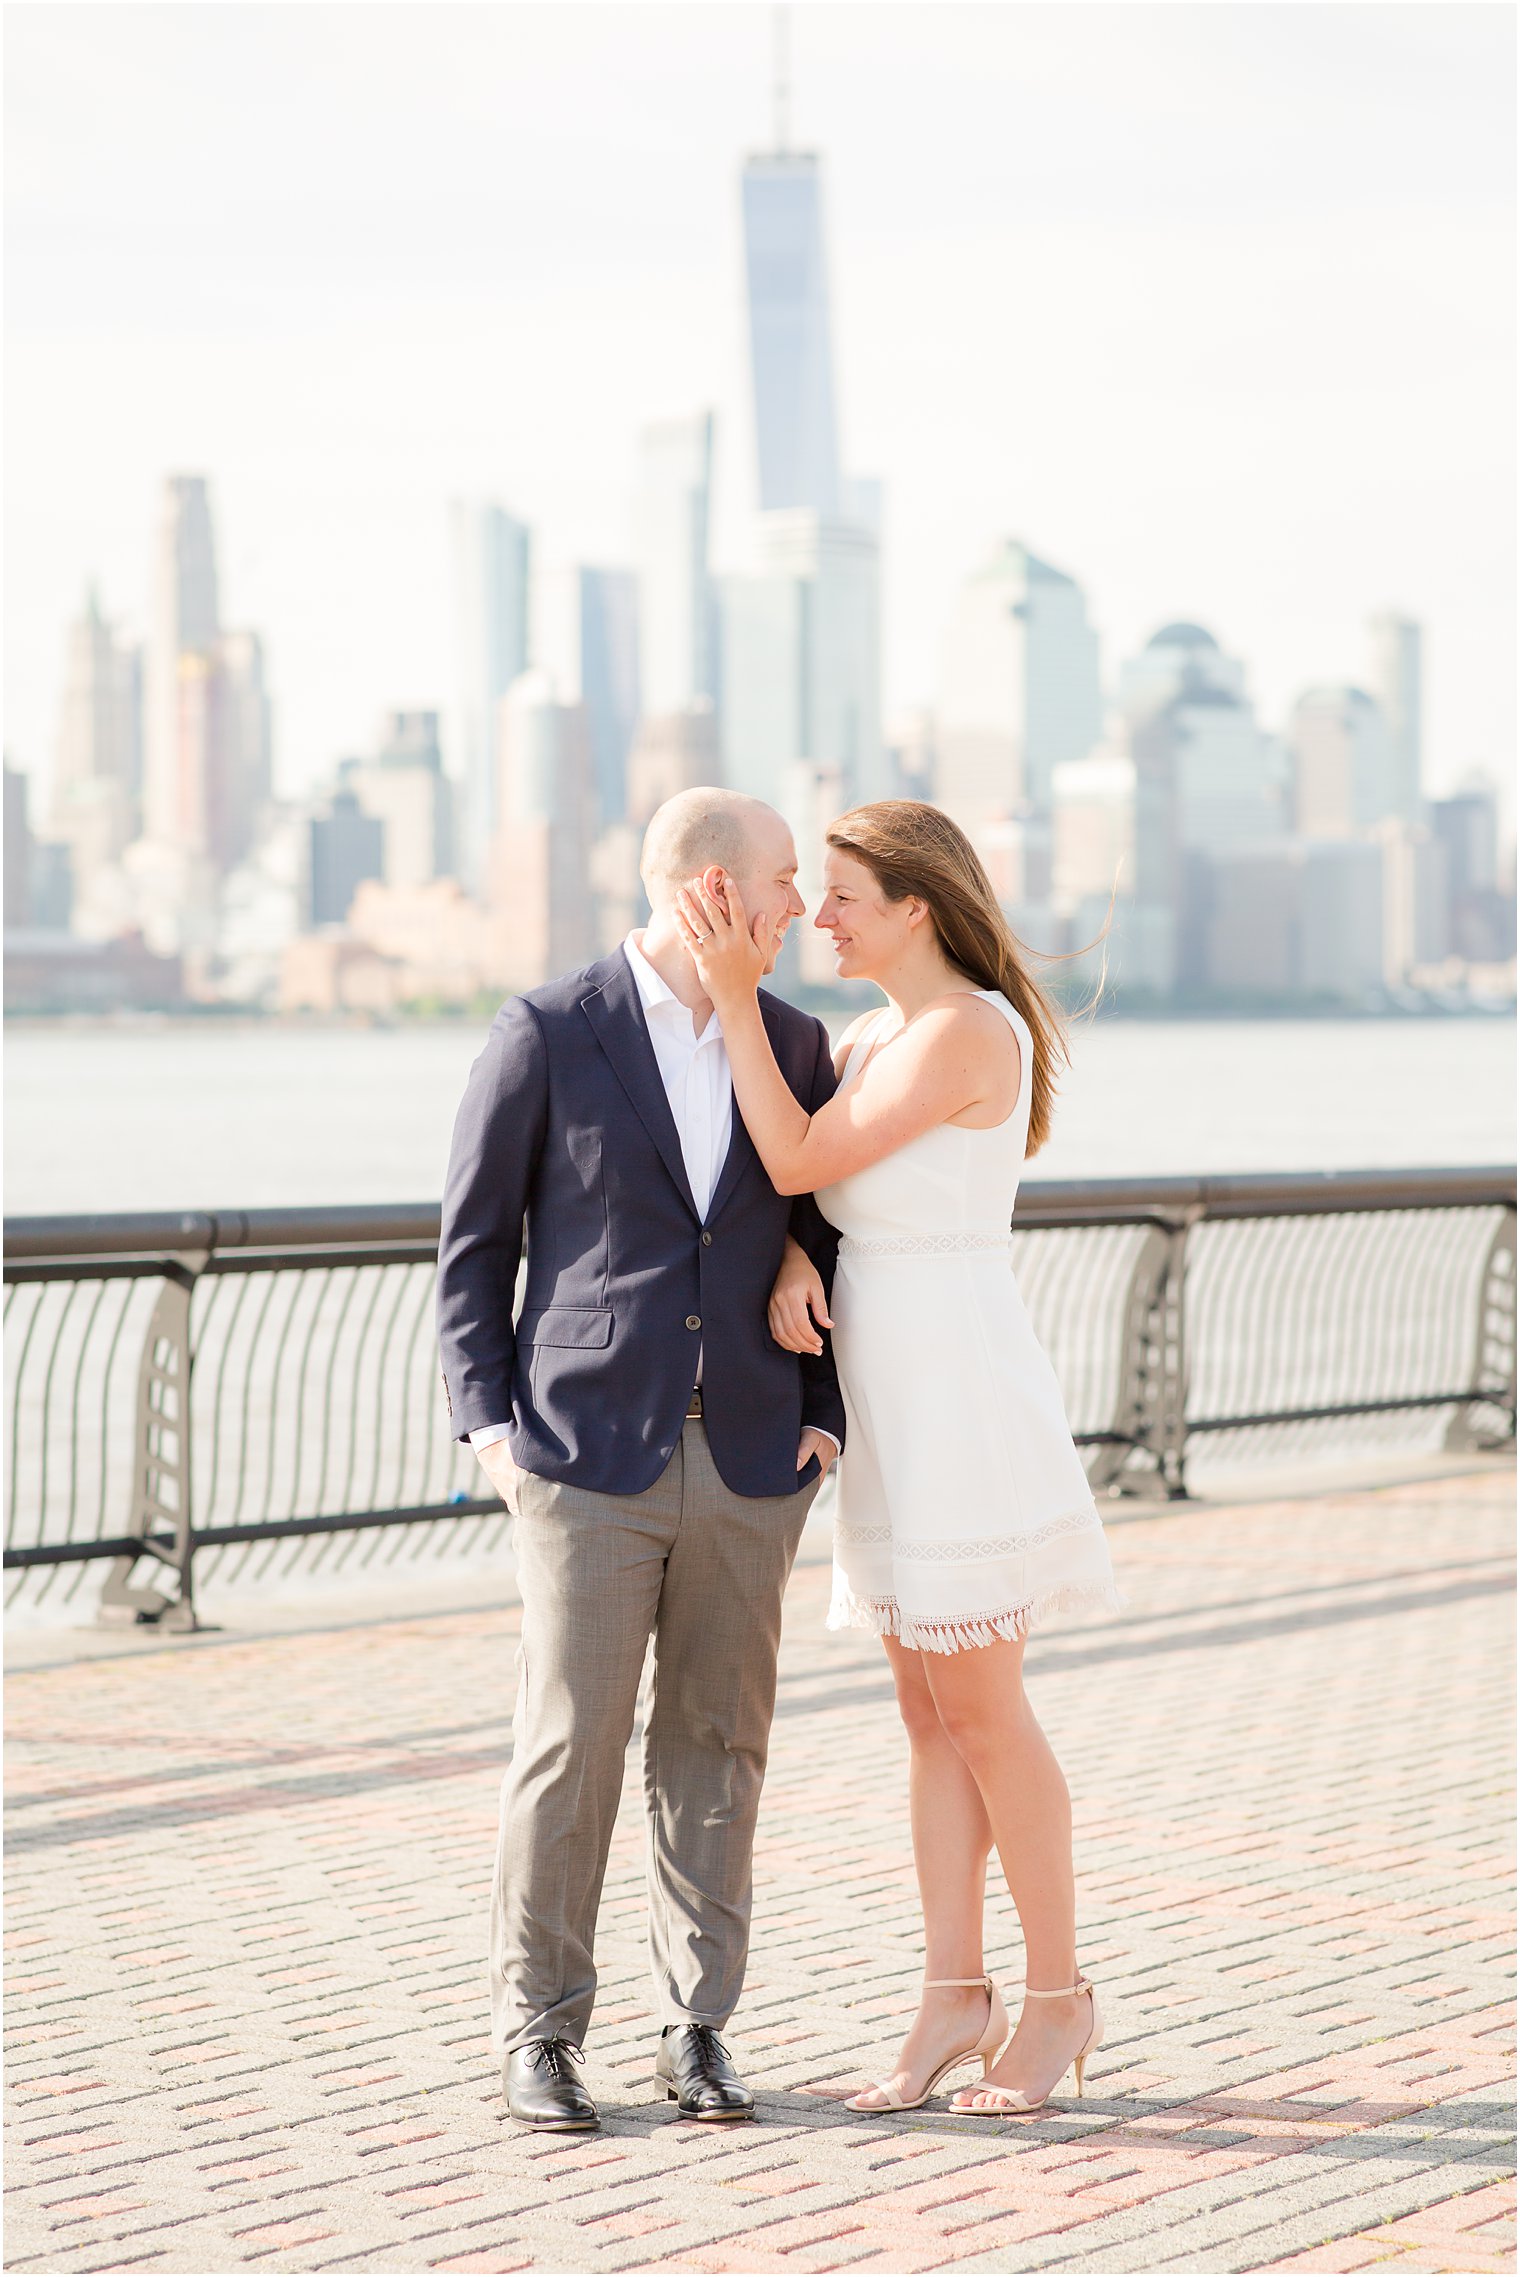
[673,798,1122,2119]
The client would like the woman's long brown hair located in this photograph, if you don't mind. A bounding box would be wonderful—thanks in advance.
[825,799,1097,1157]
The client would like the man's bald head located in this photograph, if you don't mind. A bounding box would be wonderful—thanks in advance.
[639,787,787,905]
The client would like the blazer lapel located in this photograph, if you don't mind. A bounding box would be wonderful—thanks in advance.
[705,990,787,1225]
[581,955,700,1220]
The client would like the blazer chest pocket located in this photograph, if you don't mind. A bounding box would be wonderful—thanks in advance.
[518,1306,614,1349]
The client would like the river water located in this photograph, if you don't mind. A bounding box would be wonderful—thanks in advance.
[4,1013,1513,1215]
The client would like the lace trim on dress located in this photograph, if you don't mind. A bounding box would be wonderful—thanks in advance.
[837,1230,1016,1259]
[826,1577,1125,1655]
[835,1506,1105,1559]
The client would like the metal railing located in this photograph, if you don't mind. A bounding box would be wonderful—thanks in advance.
[5,1169,1514,1630]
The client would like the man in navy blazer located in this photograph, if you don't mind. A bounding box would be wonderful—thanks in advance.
[438,788,845,2132]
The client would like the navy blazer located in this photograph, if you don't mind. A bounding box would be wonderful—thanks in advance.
[436,948,846,1499]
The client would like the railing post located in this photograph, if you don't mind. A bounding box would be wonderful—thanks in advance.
[1093,1214,1193,1500]
[1445,1205,1517,1454]
[99,1252,210,1630]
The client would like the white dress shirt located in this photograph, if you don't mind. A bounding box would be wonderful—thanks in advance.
[469,932,837,1455]
[622,927,734,1221]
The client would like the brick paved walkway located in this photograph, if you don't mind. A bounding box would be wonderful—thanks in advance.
[5,1467,1515,2276]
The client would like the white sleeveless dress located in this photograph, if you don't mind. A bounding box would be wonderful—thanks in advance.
[816,992,1123,1654]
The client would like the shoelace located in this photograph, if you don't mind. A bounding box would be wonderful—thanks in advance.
[679,2024,731,2066]
[523,2038,582,2082]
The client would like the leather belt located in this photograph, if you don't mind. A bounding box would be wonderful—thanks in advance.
[686,1385,704,1419]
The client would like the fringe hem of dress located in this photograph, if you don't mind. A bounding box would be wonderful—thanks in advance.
[825,1578,1126,1655]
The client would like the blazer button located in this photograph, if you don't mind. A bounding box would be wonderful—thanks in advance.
[686,1314,701,1331]
[701,1230,713,1246]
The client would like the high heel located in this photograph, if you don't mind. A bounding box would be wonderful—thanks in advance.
[948,1975,1104,2116]
[845,1976,1010,2114]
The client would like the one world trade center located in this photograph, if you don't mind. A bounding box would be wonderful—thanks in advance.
[740,27,842,518]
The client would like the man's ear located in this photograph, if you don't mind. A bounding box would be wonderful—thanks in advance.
[700,863,729,903]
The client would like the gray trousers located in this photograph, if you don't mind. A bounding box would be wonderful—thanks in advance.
[490,1418,819,2055]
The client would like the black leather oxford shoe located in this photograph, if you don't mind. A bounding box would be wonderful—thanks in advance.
[503,2037,599,2131]
[655,2023,756,2120]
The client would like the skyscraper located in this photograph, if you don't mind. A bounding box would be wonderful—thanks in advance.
[342,711,454,892]
[1430,783,1509,963]
[307,789,385,928]
[635,413,716,717]
[741,152,841,516]
[937,542,1102,829]
[144,475,220,848]
[625,703,721,829]
[4,764,34,927]
[720,514,885,808]
[536,565,641,829]
[174,651,232,869]
[1121,625,1288,869]
[1430,783,1500,904]
[50,586,140,896]
[1367,612,1423,822]
[1117,621,1245,723]
[451,500,531,884]
[1290,687,1399,839]
[219,629,272,866]
[488,671,597,985]
[139,473,272,900]
[725,31,887,833]
[740,20,841,518]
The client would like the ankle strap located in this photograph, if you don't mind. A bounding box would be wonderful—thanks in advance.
[924,1975,992,1989]
[1022,1975,1090,1998]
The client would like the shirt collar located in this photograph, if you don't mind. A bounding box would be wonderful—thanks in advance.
[622,932,721,1043]
[622,930,676,1013]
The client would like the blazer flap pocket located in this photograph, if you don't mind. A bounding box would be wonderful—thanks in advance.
[519,1305,614,1350]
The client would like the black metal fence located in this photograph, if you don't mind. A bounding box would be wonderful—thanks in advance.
[5,1169,1514,1630]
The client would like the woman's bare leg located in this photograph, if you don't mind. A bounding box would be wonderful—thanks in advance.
[920,1634,1094,2101]
[846,1637,999,2106]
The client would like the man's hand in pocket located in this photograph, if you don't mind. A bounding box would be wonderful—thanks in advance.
[796,1428,838,1479]
[475,1437,521,1514]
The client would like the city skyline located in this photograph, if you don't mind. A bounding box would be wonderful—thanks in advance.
[5,4,1514,821]
[12,452,1510,1018]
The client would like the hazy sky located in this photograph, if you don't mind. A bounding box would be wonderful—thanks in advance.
[5,2,1514,818]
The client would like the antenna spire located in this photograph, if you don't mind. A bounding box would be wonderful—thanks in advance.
[772,5,790,151]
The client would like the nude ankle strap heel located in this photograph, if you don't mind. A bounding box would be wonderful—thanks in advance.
[949,1974,1104,2115]
[845,1975,1009,2114]
[925,1976,1011,2073]
[1022,1976,1103,2095]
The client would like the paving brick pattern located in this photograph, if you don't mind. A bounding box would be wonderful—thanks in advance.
[5,1468,1514,2275]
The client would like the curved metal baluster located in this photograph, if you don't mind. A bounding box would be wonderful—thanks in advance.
[289,1264,334,1519]
[1352,1207,1408,1432]
[229,1272,280,1528]
[34,1280,81,1555]
[312,1269,361,1522]
[94,1279,137,1546]
[1414,1205,1473,1433]
[367,1271,423,1573]
[1284,1209,1343,1456]
[366,1264,413,1522]
[1376,1207,1430,1443]
[259,1269,305,1524]
[312,1267,387,1574]
[7,1285,46,1549]
[341,1265,389,1523]
[61,1280,109,1547]
[393,1265,431,1512]
[197,1274,242,1535]
[1283,1210,1335,1436]
[1281,1213,1321,1418]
